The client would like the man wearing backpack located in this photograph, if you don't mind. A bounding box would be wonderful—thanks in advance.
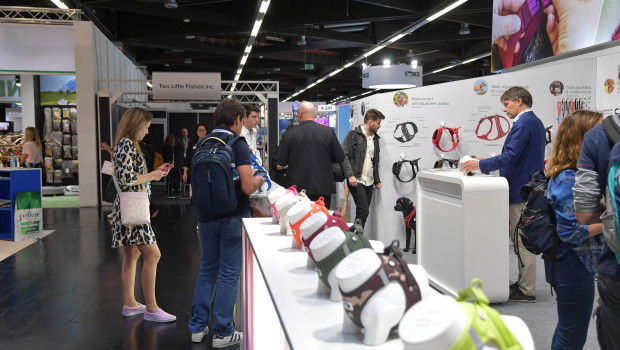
[276,101,345,208]
[574,114,620,349]
[188,98,265,347]
[461,86,545,302]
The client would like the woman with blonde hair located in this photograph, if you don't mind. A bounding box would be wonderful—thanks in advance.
[112,107,175,322]
[545,110,605,349]
[20,126,42,168]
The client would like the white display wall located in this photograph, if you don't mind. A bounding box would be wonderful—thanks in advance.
[347,51,608,244]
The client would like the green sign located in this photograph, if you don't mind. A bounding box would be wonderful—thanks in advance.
[304,64,314,70]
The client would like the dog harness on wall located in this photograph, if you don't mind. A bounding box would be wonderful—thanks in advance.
[289,197,329,245]
[393,122,418,143]
[340,241,422,329]
[500,0,553,69]
[433,158,459,169]
[302,213,350,260]
[475,115,511,141]
[432,127,461,152]
[545,126,553,146]
[392,158,420,183]
[314,227,372,286]
[449,279,523,350]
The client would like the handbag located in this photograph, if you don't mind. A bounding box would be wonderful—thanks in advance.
[112,172,151,226]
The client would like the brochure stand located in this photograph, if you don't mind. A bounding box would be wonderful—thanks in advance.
[416,169,509,303]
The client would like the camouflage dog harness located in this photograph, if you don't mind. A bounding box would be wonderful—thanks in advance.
[340,241,421,329]
[314,224,372,286]
[449,279,523,350]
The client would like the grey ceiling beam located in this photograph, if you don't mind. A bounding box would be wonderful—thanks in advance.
[352,0,423,14]
[267,27,374,44]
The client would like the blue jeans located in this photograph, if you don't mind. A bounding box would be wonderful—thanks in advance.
[545,250,595,350]
[188,210,249,336]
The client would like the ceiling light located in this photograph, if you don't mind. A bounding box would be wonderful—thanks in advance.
[427,0,468,22]
[259,0,271,14]
[240,55,248,65]
[184,58,192,64]
[344,62,354,68]
[15,76,21,87]
[383,59,390,66]
[185,35,195,40]
[459,23,470,35]
[411,59,418,68]
[237,69,242,74]
[328,68,343,77]
[432,65,455,74]
[51,0,68,9]
[244,46,252,53]
[164,0,178,9]
[250,20,262,37]
[362,63,367,69]
[146,81,153,88]
[183,18,190,23]
[387,33,406,44]
[363,45,385,58]
[164,63,170,67]
[297,36,307,46]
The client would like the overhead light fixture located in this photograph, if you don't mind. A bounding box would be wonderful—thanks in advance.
[459,23,470,35]
[146,81,153,88]
[383,59,390,66]
[297,36,307,46]
[426,52,491,75]
[185,35,195,40]
[411,59,418,68]
[15,76,21,87]
[232,0,270,91]
[50,0,68,9]
[183,18,191,23]
[184,58,192,64]
[164,63,170,67]
[164,0,179,9]
[432,65,455,74]
[362,63,367,69]
[427,0,468,22]
[259,0,270,14]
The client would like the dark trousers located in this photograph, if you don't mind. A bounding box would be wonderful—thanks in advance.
[596,273,620,350]
[308,194,331,210]
[544,251,595,350]
[347,182,373,228]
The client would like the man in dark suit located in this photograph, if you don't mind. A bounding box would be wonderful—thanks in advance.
[174,128,190,168]
[276,101,344,209]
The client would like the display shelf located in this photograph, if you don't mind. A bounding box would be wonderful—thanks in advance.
[0,168,42,241]
[242,217,407,350]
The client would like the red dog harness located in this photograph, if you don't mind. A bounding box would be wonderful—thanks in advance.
[432,127,460,152]
[475,115,511,141]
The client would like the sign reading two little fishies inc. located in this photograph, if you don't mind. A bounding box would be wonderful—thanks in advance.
[152,72,221,100]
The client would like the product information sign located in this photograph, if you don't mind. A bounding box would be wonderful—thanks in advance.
[152,72,221,100]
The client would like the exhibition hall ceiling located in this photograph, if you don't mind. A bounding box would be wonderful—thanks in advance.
[5,0,492,102]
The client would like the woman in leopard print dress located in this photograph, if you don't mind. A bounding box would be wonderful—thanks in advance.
[112,107,176,322]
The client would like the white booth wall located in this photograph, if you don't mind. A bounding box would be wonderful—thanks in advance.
[345,42,620,245]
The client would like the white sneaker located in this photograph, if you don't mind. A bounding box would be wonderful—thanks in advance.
[191,325,209,343]
[212,330,243,348]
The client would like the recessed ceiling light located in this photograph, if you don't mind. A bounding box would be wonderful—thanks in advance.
[183,18,190,23]
[164,0,178,9]
[185,35,195,40]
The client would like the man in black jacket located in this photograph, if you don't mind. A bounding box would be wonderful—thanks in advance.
[276,101,344,209]
[341,109,384,228]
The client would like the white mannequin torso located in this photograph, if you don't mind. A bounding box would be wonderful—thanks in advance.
[309,226,346,261]
[268,187,287,224]
[300,211,328,240]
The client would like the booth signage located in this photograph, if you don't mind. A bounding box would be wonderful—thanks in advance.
[0,75,20,102]
[152,72,221,100]
[317,104,336,112]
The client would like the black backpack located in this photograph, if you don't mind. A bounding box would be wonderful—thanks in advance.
[191,132,241,215]
[515,170,561,289]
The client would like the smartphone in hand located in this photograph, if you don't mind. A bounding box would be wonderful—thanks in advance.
[163,163,174,172]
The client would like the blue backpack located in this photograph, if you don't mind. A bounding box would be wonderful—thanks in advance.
[601,115,620,264]
[191,132,241,215]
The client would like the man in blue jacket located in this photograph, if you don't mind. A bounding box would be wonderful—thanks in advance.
[461,86,545,302]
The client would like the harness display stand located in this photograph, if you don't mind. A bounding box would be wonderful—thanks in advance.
[335,246,432,346]
[416,169,509,302]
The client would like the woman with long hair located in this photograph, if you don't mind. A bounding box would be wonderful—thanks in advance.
[112,107,175,322]
[20,126,42,168]
[545,110,605,349]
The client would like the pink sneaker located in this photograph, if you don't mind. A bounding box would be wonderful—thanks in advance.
[144,308,176,322]
[122,303,146,317]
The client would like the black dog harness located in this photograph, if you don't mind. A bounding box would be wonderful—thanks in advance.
[475,115,511,141]
[433,158,459,169]
[393,122,418,143]
[545,125,553,146]
[432,126,460,152]
[392,158,420,183]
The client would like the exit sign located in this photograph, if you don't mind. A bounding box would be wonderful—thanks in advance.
[304,63,314,70]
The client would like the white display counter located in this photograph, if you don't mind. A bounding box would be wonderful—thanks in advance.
[242,217,410,349]
[415,169,509,303]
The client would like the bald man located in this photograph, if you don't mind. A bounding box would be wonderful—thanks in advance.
[276,101,344,208]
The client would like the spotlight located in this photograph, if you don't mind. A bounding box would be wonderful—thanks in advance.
[383,59,390,66]
[15,76,21,87]
[459,23,470,35]
[411,59,418,68]
[164,0,178,9]
[184,58,192,64]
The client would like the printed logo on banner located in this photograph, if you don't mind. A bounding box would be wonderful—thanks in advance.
[393,92,408,107]
[473,79,488,95]
[549,81,564,96]
[605,78,615,94]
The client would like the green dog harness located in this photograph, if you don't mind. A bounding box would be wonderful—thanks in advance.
[314,227,372,286]
[449,279,523,350]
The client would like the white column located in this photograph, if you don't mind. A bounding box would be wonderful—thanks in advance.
[19,74,36,129]
[73,21,98,207]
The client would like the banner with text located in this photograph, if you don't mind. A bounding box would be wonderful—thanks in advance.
[152,72,221,100]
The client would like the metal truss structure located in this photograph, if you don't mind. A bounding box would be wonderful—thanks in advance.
[0,6,81,24]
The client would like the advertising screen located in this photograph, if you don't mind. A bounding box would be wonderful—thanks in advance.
[491,0,620,72]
